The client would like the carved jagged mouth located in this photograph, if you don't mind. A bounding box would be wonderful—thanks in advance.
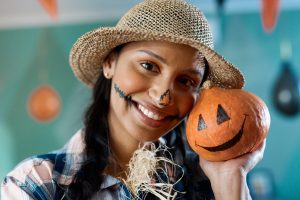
[195,115,248,152]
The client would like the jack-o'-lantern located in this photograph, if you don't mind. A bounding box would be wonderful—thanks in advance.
[186,87,270,161]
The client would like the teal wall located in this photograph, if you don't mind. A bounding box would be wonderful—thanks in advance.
[1,10,300,199]
[213,10,300,199]
[0,22,115,179]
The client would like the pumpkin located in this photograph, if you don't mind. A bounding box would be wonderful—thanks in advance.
[186,87,271,161]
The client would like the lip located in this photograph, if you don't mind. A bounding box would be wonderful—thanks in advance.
[131,100,174,128]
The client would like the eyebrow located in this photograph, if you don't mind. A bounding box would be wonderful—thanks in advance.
[183,68,204,76]
[137,50,167,64]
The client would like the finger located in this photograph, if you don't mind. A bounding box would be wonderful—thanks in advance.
[252,139,266,161]
[242,139,267,171]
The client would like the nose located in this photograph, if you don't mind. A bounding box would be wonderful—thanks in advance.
[148,86,172,107]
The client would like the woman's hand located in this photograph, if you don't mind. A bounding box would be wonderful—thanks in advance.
[199,139,266,200]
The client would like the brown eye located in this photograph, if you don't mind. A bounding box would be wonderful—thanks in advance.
[140,62,160,73]
[198,114,207,130]
[178,77,194,86]
[217,104,230,125]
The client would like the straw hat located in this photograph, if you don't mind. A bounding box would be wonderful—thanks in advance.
[70,0,245,89]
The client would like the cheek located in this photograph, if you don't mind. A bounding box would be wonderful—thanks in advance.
[113,66,147,95]
[176,93,197,116]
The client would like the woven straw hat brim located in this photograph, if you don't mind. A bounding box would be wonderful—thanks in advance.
[70,27,245,89]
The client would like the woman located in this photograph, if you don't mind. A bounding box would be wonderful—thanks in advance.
[1,0,265,199]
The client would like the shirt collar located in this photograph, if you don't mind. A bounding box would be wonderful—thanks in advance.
[56,129,165,190]
[55,129,121,190]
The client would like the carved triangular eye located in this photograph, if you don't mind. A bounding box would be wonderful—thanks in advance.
[217,104,230,125]
[198,114,207,130]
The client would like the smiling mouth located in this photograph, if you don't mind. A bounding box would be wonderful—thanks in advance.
[137,104,166,120]
[195,115,247,152]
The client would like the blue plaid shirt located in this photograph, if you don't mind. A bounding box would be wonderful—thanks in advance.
[1,127,214,200]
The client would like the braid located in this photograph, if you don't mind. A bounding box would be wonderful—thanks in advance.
[67,44,125,199]
[67,74,111,199]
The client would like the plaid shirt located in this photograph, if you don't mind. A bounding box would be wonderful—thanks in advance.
[1,130,134,199]
[1,127,214,200]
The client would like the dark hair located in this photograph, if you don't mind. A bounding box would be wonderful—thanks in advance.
[67,45,124,199]
[66,72,111,199]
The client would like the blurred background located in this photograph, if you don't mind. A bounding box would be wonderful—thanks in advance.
[0,0,300,199]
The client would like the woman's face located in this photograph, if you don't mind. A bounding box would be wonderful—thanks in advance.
[103,41,206,143]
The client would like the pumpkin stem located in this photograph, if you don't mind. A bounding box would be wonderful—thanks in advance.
[201,80,214,89]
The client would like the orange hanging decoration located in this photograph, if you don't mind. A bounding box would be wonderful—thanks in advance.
[261,0,280,33]
[38,0,58,19]
[27,85,61,122]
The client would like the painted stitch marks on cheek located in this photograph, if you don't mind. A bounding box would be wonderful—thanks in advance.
[114,83,132,102]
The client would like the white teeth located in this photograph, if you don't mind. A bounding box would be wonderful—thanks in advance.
[138,104,165,120]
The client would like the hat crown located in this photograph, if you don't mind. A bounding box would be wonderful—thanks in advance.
[117,0,214,48]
